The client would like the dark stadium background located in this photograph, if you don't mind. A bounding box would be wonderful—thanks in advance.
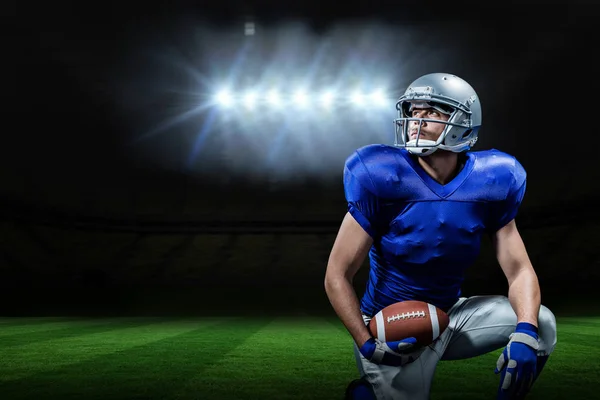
[4,0,599,319]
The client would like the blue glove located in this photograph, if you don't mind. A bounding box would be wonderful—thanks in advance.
[495,322,539,399]
[359,337,418,366]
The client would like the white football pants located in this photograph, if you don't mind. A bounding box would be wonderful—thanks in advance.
[353,295,557,400]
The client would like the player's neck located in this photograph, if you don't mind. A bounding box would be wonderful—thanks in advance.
[417,151,461,185]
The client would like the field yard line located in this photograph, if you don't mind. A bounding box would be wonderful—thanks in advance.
[556,317,600,325]
[0,317,73,324]
[0,318,223,382]
[556,326,600,335]
[0,317,141,337]
[166,316,355,400]
[321,314,354,335]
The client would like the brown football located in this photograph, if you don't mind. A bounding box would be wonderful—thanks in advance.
[368,300,450,346]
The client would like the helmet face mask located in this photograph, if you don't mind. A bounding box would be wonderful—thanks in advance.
[393,74,482,156]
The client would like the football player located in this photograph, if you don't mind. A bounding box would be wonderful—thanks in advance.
[324,73,557,400]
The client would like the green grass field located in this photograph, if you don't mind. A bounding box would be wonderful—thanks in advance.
[0,316,597,400]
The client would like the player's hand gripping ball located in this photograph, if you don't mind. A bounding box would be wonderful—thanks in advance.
[360,301,450,367]
[368,300,450,346]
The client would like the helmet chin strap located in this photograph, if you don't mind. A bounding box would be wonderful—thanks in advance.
[405,139,476,156]
[405,139,439,156]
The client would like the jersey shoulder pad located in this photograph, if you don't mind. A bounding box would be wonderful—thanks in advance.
[469,149,526,199]
[344,144,411,199]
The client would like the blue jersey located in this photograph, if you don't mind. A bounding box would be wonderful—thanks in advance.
[343,144,526,315]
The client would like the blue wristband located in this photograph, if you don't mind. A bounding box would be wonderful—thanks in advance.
[516,322,538,339]
[359,338,376,359]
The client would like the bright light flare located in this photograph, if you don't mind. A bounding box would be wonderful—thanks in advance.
[293,89,309,107]
[266,89,281,106]
[369,89,386,105]
[320,91,335,109]
[211,85,389,110]
[350,90,365,106]
[243,91,258,108]
[369,89,387,106]
[215,89,233,107]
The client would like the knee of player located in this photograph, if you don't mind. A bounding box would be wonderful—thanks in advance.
[345,378,377,400]
[538,305,557,350]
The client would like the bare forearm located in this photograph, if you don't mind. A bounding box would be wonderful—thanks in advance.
[507,268,541,327]
[494,220,541,327]
[325,275,372,347]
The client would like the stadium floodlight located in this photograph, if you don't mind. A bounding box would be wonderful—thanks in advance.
[243,91,258,109]
[319,90,335,109]
[293,89,309,107]
[369,89,387,106]
[212,85,391,110]
[350,90,365,106]
[215,89,233,107]
[266,89,281,106]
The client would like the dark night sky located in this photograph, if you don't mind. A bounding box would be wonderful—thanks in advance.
[7,1,600,222]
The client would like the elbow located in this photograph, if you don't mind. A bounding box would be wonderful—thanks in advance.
[324,275,343,301]
[324,269,336,294]
[324,265,351,294]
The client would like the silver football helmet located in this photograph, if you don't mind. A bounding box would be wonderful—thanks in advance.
[394,73,482,156]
